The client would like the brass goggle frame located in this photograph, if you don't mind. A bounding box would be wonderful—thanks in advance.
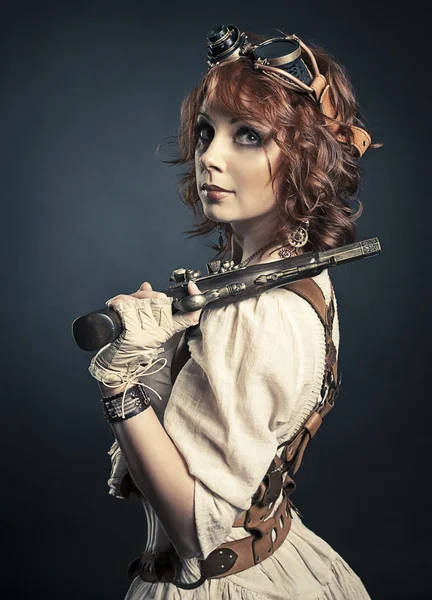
[207,28,371,157]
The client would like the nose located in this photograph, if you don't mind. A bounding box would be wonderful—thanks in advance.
[198,135,227,173]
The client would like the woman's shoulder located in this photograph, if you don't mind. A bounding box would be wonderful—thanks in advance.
[242,269,334,318]
[198,270,333,330]
[192,273,333,362]
[199,282,309,334]
[269,269,336,322]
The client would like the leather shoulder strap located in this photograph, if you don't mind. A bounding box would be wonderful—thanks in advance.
[171,330,190,386]
[277,277,339,475]
[284,276,338,382]
[281,278,328,329]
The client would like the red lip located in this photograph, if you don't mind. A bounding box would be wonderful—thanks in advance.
[202,183,233,193]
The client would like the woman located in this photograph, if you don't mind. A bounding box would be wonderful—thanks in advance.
[88,25,376,599]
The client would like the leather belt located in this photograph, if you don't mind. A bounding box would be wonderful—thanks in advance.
[128,466,297,588]
[201,488,294,579]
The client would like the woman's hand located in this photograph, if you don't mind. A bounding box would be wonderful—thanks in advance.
[88,280,202,387]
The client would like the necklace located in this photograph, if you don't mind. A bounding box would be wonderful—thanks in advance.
[236,241,276,268]
[206,241,278,275]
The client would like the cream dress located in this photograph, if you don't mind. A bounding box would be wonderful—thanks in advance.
[107,270,371,600]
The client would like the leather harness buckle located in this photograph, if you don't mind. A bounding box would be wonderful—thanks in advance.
[252,516,276,563]
[262,471,283,505]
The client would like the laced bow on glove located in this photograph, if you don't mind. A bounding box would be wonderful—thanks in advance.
[88,280,202,405]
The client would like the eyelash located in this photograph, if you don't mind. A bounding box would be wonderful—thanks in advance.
[194,122,263,148]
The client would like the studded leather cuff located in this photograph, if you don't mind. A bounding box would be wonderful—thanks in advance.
[100,384,151,423]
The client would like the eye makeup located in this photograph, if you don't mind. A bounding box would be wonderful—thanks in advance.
[194,118,265,148]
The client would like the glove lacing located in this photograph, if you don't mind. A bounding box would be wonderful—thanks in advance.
[100,349,167,419]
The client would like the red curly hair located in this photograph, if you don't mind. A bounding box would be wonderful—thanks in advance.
[164,34,379,260]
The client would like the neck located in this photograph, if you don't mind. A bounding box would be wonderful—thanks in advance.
[230,215,280,266]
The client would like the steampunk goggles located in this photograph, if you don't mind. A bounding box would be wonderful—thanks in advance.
[206,24,371,157]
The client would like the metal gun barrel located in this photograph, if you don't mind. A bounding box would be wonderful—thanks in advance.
[72,238,381,351]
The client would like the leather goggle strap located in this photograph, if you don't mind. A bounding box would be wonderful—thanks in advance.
[299,40,371,157]
[316,82,371,157]
[257,61,371,156]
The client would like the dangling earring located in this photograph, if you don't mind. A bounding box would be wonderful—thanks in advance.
[278,220,310,258]
[217,224,225,252]
[288,219,309,248]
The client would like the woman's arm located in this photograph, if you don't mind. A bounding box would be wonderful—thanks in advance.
[99,381,200,559]
[163,288,317,560]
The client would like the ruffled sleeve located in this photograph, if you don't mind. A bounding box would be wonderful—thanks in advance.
[105,332,184,501]
[163,287,323,560]
[107,439,143,500]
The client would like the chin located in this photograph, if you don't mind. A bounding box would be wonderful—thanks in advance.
[202,205,233,223]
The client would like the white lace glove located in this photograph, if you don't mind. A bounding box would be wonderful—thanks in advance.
[88,280,202,389]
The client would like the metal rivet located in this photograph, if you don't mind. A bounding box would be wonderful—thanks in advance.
[229,554,233,559]
[255,555,259,561]
[220,565,224,569]
[219,550,223,555]
[268,547,271,552]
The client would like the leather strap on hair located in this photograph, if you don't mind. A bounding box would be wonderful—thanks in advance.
[312,77,371,157]
[257,53,371,157]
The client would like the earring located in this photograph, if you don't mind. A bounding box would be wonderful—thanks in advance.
[287,219,309,248]
[278,220,310,258]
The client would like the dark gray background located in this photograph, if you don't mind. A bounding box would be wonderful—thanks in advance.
[1,0,429,598]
